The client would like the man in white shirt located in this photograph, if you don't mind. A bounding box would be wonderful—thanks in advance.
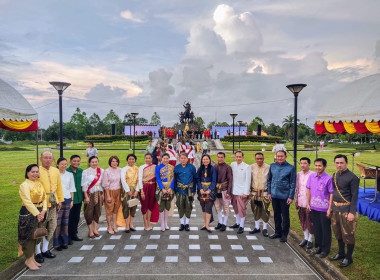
[202,140,208,155]
[230,151,251,234]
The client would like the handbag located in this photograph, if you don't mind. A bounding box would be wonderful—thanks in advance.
[127,198,139,207]
[32,227,48,239]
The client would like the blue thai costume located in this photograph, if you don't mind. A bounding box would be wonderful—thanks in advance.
[155,163,174,212]
[197,165,217,214]
[174,164,197,219]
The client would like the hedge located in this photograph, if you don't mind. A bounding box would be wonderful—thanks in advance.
[222,135,282,143]
[85,135,151,142]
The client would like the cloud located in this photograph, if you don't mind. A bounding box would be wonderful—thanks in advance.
[120,9,143,23]
[148,68,175,101]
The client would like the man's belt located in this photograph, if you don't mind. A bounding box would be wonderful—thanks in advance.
[178,182,193,189]
[333,201,351,206]
[201,182,211,186]
[33,201,44,207]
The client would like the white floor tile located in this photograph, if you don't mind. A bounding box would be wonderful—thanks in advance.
[170,227,179,231]
[124,245,137,250]
[227,235,238,240]
[80,245,94,251]
[165,256,178,263]
[173,214,179,217]
[93,257,107,263]
[93,235,102,240]
[168,244,179,250]
[141,256,155,263]
[169,235,180,239]
[150,235,160,239]
[102,245,115,250]
[246,235,258,240]
[174,209,178,212]
[191,214,197,217]
[244,227,252,231]
[226,228,233,231]
[117,256,131,263]
[146,244,158,250]
[208,235,218,240]
[252,245,265,250]
[135,227,144,231]
[231,245,243,250]
[68,257,83,263]
[98,227,107,231]
[153,227,161,231]
[235,257,249,263]
[190,227,198,231]
[189,244,200,250]
[210,244,221,250]
[110,235,122,240]
[130,235,141,240]
[212,256,225,263]
[259,257,273,263]
[189,235,199,239]
[189,256,202,262]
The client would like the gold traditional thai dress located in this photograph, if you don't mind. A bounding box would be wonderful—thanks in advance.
[250,163,270,222]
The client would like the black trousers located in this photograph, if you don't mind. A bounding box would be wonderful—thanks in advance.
[311,209,331,254]
[68,202,82,238]
[272,198,290,237]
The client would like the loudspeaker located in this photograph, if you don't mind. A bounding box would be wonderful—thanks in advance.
[111,124,116,135]
[257,125,262,136]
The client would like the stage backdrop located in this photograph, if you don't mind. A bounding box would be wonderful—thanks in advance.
[124,125,160,136]
[212,126,248,138]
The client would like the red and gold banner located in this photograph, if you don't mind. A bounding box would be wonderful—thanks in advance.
[315,120,380,135]
[0,120,38,132]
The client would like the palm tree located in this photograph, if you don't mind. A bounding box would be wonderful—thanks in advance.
[282,115,299,140]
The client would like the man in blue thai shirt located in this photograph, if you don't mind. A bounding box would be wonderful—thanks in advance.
[268,150,296,242]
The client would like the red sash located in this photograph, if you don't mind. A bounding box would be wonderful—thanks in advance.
[87,168,101,195]
[181,145,187,152]
[168,150,175,157]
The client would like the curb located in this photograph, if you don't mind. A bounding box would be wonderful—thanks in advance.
[0,256,26,280]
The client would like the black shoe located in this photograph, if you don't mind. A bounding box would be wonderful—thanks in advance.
[237,227,244,234]
[329,253,345,261]
[306,241,313,249]
[206,228,212,233]
[229,223,239,229]
[269,233,281,239]
[262,229,268,237]
[319,252,328,258]
[61,245,68,250]
[71,235,83,241]
[179,224,185,231]
[280,236,287,243]
[42,250,56,259]
[55,246,62,251]
[215,223,222,230]
[220,225,226,232]
[312,247,322,255]
[299,239,308,247]
[339,258,353,268]
[124,229,130,233]
[249,228,260,234]
[68,240,73,245]
[35,253,44,264]
[185,224,190,231]
[200,226,206,230]
[130,227,136,232]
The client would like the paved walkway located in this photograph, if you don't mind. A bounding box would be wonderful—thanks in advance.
[15,153,322,280]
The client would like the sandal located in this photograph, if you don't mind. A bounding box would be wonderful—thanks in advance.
[107,229,115,235]
[93,232,100,237]
[88,234,95,239]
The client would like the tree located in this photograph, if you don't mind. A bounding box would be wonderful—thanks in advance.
[150,112,161,125]
[194,117,205,130]
[282,115,299,140]
[88,113,107,135]
[247,116,265,133]
[68,108,91,139]
[207,121,229,129]
[103,109,123,134]
[266,123,284,137]
[44,120,60,141]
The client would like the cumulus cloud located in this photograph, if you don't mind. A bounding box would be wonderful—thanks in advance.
[120,10,143,23]
[148,68,175,101]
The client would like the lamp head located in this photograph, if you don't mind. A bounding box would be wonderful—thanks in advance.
[49,81,71,92]
[230,113,238,119]
[286,84,307,96]
[237,121,243,125]
[131,112,139,117]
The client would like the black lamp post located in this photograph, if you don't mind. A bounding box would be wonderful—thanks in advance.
[131,113,139,154]
[49,81,71,158]
[230,114,238,154]
[286,83,307,169]
[237,120,243,150]
[129,120,132,150]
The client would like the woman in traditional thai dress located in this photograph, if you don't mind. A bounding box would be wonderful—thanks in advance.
[155,153,175,231]
[18,164,47,270]
[102,155,122,234]
[81,156,104,238]
[119,154,140,232]
[197,154,217,233]
[53,158,76,250]
[139,153,157,231]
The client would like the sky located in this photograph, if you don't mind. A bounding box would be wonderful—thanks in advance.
[1,0,379,129]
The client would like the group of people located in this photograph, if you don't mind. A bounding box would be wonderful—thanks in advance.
[18,146,359,271]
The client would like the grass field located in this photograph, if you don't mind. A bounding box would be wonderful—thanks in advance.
[1,146,379,279]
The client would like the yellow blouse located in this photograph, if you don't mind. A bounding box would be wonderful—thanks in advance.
[39,166,64,207]
[19,179,47,216]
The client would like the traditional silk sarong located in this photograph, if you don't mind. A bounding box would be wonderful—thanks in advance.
[84,191,102,225]
[232,195,249,217]
[297,207,313,233]
[214,190,230,217]
[331,211,358,245]
[251,196,270,223]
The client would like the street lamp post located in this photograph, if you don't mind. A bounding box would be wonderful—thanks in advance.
[129,120,132,150]
[49,81,71,158]
[230,114,238,154]
[286,83,307,169]
[131,113,139,154]
[237,120,243,150]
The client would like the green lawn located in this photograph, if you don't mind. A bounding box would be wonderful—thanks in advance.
[211,150,380,280]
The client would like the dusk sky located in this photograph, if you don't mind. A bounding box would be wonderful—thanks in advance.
[1,0,379,128]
